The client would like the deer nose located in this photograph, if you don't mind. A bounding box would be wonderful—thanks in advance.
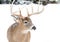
[32,26,36,30]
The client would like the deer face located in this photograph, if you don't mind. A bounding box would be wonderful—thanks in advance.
[22,17,36,30]
[12,15,36,30]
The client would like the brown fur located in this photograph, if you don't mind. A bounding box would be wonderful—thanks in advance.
[7,17,32,42]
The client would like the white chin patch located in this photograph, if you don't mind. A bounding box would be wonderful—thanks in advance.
[22,25,34,34]
[22,30,30,34]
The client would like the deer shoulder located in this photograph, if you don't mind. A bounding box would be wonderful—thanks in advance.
[7,22,19,38]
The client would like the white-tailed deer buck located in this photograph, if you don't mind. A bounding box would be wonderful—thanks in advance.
[7,2,44,42]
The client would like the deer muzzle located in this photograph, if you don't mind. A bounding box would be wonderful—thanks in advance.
[32,26,36,30]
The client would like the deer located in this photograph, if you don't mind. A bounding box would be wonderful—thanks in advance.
[7,2,44,42]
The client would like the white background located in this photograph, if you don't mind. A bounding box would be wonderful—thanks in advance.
[0,4,60,42]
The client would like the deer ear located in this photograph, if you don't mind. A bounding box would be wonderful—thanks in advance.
[11,15,23,23]
[11,15,20,19]
[11,15,20,22]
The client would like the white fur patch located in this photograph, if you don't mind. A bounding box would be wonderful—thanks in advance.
[22,25,34,34]
[22,29,31,34]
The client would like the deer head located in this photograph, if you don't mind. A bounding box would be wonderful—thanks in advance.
[10,4,44,31]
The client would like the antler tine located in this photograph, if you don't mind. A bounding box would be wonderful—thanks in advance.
[19,8,23,17]
[10,0,15,14]
[10,0,21,17]
[28,5,44,17]
[26,6,29,16]
[10,0,15,17]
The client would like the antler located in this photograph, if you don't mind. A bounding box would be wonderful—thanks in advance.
[10,0,15,15]
[27,5,44,17]
[10,0,23,18]
[10,0,44,17]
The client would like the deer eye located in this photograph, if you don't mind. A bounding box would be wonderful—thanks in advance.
[24,20,28,24]
[24,21,28,23]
